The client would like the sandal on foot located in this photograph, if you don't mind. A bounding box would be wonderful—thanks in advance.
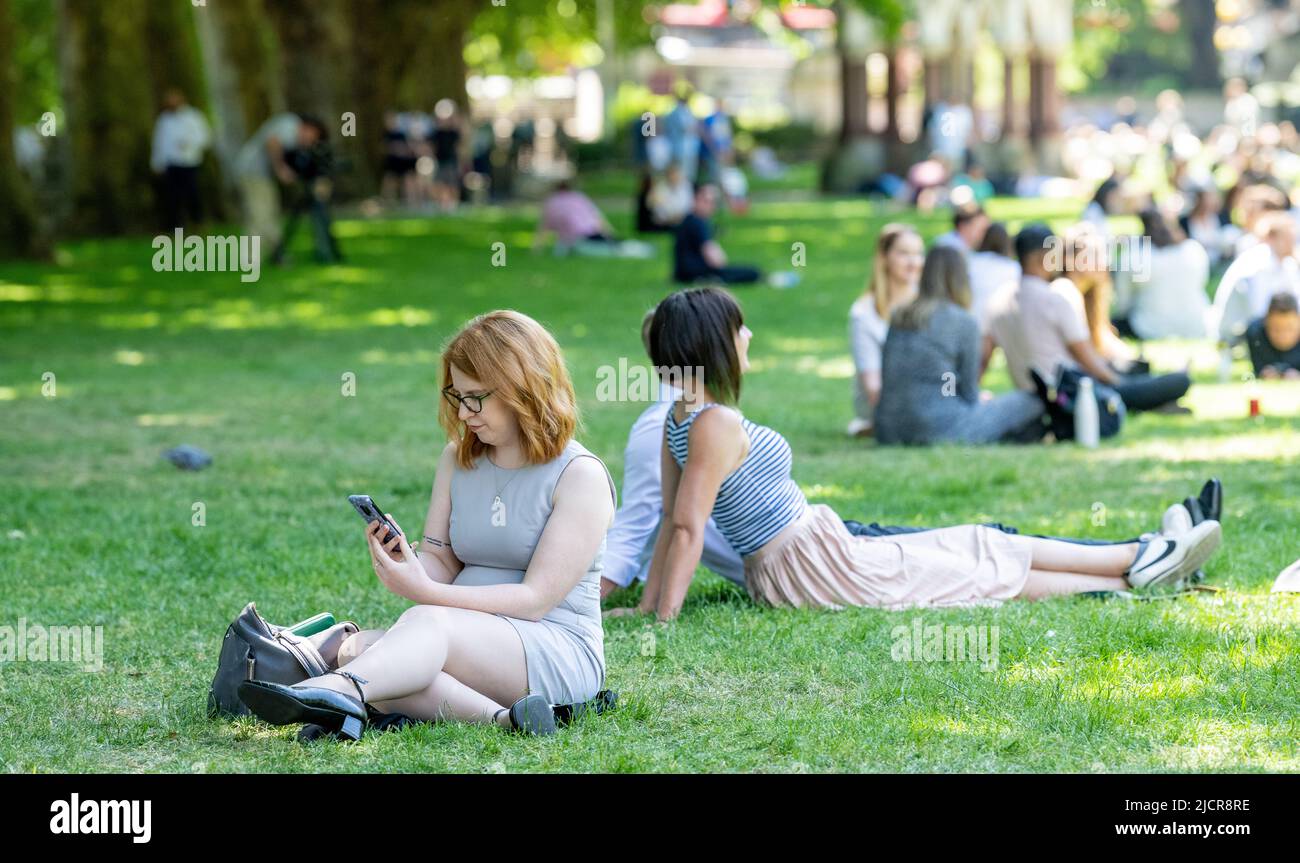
[239,670,369,742]
[497,694,556,736]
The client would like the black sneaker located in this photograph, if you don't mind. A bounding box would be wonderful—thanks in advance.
[1197,478,1222,523]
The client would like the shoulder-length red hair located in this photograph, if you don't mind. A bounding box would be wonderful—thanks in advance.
[439,310,579,469]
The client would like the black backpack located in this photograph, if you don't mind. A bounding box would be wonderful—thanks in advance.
[207,602,359,718]
[1031,367,1125,442]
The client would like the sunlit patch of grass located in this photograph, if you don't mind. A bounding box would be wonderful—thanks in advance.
[1,191,1297,773]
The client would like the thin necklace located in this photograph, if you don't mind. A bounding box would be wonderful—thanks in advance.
[487,451,523,527]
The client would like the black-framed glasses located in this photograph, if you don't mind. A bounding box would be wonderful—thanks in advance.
[442,385,494,414]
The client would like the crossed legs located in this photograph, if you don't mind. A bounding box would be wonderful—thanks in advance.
[312,604,530,728]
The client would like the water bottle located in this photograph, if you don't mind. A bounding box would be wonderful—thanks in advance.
[1218,343,1233,382]
[1075,376,1100,448]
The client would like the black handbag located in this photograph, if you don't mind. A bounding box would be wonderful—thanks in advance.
[207,602,359,718]
[1030,367,1125,441]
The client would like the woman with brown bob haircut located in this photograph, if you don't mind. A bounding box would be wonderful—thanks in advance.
[239,310,617,739]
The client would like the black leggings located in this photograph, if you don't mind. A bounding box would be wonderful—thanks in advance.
[1112,372,1191,412]
[843,520,1136,546]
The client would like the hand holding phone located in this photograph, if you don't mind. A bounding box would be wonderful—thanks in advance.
[348,494,401,546]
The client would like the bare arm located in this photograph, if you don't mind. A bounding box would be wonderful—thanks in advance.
[266,135,294,184]
[414,456,615,621]
[859,371,882,408]
[647,408,746,621]
[702,240,728,269]
[979,333,995,380]
[1067,340,1119,386]
[413,441,463,584]
[638,430,681,614]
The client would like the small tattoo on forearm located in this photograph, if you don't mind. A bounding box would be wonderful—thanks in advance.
[423,536,446,548]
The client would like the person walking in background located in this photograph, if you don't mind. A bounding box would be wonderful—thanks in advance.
[699,98,735,185]
[1247,292,1300,379]
[847,224,924,437]
[1119,209,1210,340]
[151,88,211,230]
[234,112,327,262]
[876,247,1044,446]
[664,88,700,183]
[672,184,760,285]
[431,99,463,212]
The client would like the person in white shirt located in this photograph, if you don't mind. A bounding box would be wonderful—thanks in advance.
[1211,211,1300,340]
[151,88,211,228]
[1122,209,1210,340]
[966,222,1021,332]
[983,224,1190,414]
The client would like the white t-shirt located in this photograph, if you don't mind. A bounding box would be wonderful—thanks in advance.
[151,106,211,171]
[848,296,888,420]
[966,251,1021,332]
[985,275,1091,391]
[1129,240,1211,339]
[1212,242,1300,338]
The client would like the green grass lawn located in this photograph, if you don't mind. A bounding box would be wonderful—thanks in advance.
[2,186,1299,773]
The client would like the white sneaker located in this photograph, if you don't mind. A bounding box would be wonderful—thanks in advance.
[1127,521,1222,590]
[1160,503,1194,537]
[846,417,874,438]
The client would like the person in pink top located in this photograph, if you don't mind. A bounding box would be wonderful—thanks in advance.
[534,181,615,252]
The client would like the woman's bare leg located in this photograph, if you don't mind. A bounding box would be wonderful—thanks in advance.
[1019,536,1139,576]
[297,605,528,722]
[1018,570,1129,600]
[373,672,512,726]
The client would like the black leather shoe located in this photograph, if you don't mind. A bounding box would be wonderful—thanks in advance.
[500,694,556,736]
[1182,496,1205,526]
[1198,478,1222,523]
[552,689,618,726]
[298,704,423,743]
[239,671,369,741]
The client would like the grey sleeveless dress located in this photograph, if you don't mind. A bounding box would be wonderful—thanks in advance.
[449,439,615,706]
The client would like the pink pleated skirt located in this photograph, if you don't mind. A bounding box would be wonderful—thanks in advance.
[743,504,1032,611]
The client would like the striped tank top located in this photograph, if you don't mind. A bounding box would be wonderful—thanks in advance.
[665,403,807,556]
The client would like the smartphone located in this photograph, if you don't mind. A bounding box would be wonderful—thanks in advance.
[348,494,402,546]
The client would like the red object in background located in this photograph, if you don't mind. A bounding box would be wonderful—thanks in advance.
[1249,397,1261,418]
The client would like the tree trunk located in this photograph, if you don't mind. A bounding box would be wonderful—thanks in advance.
[839,52,869,143]
[193,0,277,197]
[1183,0,1220,90]
[0,0,45,258]
[57,0,157,236]
[265,0,367,193]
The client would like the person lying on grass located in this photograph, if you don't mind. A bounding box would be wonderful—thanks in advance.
[600,307,1221,600]
[239,310,616,740]
[605,287,1224,622]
